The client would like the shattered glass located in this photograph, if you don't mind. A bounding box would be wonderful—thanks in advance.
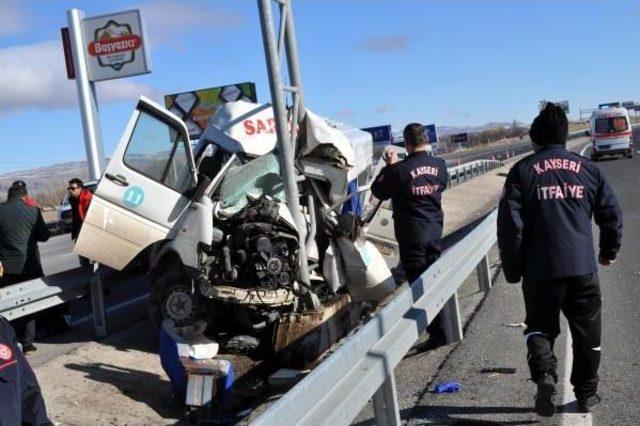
[218,153,285,215]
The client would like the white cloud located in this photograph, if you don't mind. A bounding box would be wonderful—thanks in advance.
[0,0,29,37]
[336,108,357,118]
[375,104,394,114]
[444,108,471,118]
[140,1,244,47]
[0,40,158,114]
[356,33,424,52]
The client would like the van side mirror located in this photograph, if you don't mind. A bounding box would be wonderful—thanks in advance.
[584,130,590,137]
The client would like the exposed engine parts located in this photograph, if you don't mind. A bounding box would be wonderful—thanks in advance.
[200,196,299,304]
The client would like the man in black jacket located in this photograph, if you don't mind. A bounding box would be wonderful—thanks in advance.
[371,123,448,283]
[0,185,50,353]
[498,103,622,416]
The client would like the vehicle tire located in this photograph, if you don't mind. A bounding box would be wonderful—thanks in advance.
[625,150,634,159]
[148,272,203,328]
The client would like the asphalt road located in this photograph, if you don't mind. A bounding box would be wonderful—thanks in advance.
[589,126,640,425]
[39,233,79,276]
[390,128,640,425]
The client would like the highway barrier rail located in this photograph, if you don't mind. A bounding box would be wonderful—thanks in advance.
[0,265,112,336]
[254,210,497,426]
[0,267,92,320]
[447,159,503,187]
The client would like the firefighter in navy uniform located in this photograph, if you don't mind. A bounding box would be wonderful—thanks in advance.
[371,123,448,283]
[0,314,51,425]
[498,103,622,416]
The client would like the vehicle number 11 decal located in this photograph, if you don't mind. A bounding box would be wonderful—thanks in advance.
[123,186,145,208]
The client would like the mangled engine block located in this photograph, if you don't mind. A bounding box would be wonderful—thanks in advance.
[198,196,300,334]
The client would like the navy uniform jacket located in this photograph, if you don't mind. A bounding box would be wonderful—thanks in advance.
[371,151,448,246]
[0,316,50,426]
[497,145,622,282]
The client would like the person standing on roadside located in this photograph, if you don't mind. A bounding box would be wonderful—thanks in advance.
[11,180,38,207]
[0,185,50,354]
[371,123,448,283]
[498,103,623,416]
[67,178,93,267]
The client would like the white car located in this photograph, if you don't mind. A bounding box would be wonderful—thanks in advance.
[57,181,97,233]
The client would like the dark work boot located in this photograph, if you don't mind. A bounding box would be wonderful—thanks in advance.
[535,373,556,417]
[577,394,601,413]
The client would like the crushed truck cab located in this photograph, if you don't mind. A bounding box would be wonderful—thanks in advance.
[74,96,394,358]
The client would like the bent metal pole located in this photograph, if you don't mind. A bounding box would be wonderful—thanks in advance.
[257,0,312,295]
[67,8,106,181]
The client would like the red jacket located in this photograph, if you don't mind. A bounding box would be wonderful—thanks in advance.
[69,189,93,239]
[23,196,37,208]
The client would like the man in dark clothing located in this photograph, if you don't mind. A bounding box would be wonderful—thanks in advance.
[498,103,622,416]
[11,180,38,207]
[0,185,50,353]
[371,123,448,283]
[67,178,93,267]
[0,315,51,425]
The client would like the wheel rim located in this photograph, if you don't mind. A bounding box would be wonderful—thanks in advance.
[163,286,199,325]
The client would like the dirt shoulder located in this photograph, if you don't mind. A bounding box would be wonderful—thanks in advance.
[35,321,184,426]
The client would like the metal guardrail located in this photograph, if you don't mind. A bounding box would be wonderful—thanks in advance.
[254,210,497,426]
[0,265,110,335]
[0,267,91,320]
[447,159,503,187]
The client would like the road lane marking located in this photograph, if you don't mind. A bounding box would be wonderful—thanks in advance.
[561,328,593,426]
[579,143,591,157]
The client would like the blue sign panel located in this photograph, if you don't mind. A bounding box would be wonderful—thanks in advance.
[452,133,469,144]
[424,124,438,144]
[599,102,621,109]
[362,125,392,145]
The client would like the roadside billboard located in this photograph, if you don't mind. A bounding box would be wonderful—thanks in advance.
[424,124,438,144]
[82,9,151,82]
[361,125,392,145]
[599,102,621,109]
[556,100,570,114]
[539,100,569,114]
[452,132,469,145]
[165,82,258,139]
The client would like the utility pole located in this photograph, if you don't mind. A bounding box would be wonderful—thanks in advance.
[257,0,319,309]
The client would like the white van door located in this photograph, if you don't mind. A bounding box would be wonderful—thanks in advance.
[74,96,198,270]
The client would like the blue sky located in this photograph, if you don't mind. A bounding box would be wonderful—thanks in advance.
[1,0,639,173]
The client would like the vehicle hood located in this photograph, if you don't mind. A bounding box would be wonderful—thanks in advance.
[199,101,372,180]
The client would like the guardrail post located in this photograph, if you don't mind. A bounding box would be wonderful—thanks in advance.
[90,263,107,337]
[372,372,401,426]
[476,254,492,292]
[442,292,463,344]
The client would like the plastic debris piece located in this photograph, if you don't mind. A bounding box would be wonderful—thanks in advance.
[434,381,461,393]
[504,322,526,328]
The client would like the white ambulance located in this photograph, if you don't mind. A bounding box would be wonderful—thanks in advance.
[589,107,634,160]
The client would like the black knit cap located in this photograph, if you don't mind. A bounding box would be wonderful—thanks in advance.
[529,102,568,145]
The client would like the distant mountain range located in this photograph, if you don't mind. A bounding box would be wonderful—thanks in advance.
[0,161,89,195]
[392,121,524,139]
